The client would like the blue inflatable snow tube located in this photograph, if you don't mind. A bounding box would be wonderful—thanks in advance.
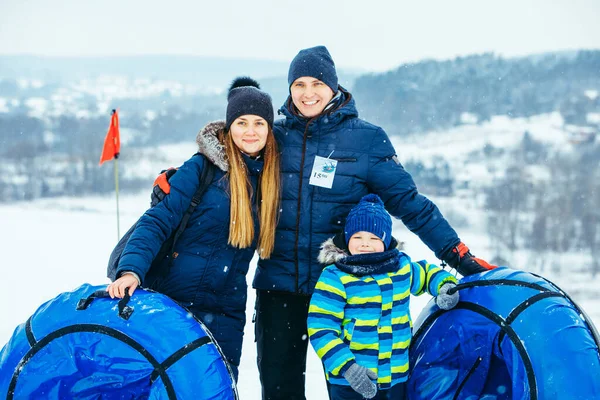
[0,284,237,399]
[408,267,600,400]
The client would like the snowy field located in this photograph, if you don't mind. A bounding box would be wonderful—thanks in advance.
[1,191,599,399]
[1,115,599,398]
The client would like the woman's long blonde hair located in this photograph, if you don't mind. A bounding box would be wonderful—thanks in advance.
[220,126,280,259]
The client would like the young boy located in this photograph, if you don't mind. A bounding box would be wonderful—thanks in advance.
[308,194,460,400]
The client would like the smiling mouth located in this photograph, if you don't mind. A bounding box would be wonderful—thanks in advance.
[303,100,318,106]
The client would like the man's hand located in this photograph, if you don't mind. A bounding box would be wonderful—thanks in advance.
[446,242,497,276]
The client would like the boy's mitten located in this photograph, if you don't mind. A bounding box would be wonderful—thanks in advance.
[344,363,378,399]
[436,282,460,310]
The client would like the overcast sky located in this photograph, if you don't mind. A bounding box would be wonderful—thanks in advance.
[1,0,599,71]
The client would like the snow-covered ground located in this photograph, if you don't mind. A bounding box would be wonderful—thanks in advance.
[1,191,598,399]
[1,113,598,398]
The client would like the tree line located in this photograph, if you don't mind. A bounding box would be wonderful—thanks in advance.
[354,51,600,135]
[484,133,600,276]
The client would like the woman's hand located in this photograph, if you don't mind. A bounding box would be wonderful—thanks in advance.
[107,273,139,298]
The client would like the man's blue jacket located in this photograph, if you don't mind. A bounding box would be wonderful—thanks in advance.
[253,89,460,295]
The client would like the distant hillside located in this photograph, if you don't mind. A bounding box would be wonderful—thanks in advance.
[353,50,600,135]
[0,55,290,89]
[2,50,599,203]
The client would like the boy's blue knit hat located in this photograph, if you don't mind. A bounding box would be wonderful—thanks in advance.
[344,194,392,249]
[287,45,338,93]
[226,77,274,131]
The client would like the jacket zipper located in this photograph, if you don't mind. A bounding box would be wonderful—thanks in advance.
[293,119,314,293]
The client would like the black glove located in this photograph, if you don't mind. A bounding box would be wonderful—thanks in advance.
[444,242,497,276]
[150,168,177,207]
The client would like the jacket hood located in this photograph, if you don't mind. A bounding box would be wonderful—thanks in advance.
[318,235,404,266]
[195,120,228,172]
[278,87,358,131]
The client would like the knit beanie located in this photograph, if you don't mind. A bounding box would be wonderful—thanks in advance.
[226,77,274,131]
[344,194,393,249]
[287,46,338,93]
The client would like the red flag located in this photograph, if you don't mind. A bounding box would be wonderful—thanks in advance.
[99,109,121,165]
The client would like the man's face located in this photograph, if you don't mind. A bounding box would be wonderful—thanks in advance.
[290,76,335,118]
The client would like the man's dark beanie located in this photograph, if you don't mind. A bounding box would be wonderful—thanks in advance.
[287,45,338,93]
[225,77,274,131]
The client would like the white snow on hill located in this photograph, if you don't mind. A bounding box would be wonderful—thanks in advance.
[395,112,568,163]
[0,76,216,118]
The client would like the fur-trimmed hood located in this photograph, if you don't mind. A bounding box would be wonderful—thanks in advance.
[318,237,349,265]
[195,120,228,172]
[318,235,404,266]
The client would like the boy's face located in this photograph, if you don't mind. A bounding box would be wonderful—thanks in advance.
[348,231,385,255]
[290,76,335,118]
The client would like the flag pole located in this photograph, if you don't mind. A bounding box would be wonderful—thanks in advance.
[114,153,120,240]
[100,108,122,241]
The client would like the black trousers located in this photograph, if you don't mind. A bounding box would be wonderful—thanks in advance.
[255,290,311,400]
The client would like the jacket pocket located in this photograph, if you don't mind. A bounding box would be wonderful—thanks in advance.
[197,253,236,295]
[158,252,208,303]
[343,318,356,344]
[207,244,256,297]
[331,157,357,163]
[349,319,375,352]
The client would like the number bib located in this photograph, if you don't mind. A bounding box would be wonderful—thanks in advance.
[309,156,338,189]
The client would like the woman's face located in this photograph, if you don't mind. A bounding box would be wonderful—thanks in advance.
[229,115,269,156]
[290,76,335,118]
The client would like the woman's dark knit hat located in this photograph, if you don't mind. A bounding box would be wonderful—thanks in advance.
[226,77,274,131]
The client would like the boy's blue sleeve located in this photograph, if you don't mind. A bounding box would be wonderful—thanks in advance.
[307,267,356,377]
[410,260,457,296]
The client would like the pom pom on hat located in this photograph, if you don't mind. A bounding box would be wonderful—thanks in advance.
[226,76,274,130]
[228,77,261,98]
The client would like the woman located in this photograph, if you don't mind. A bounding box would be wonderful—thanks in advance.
[107,77,280,381]
[253,46,495,399]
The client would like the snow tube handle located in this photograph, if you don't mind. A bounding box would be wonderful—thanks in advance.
[76,289,134,320]
[445,279,550,296]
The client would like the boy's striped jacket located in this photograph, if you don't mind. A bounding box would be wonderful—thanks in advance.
[307,237,457,389]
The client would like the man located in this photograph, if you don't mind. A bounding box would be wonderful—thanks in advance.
[253,45,495,400]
